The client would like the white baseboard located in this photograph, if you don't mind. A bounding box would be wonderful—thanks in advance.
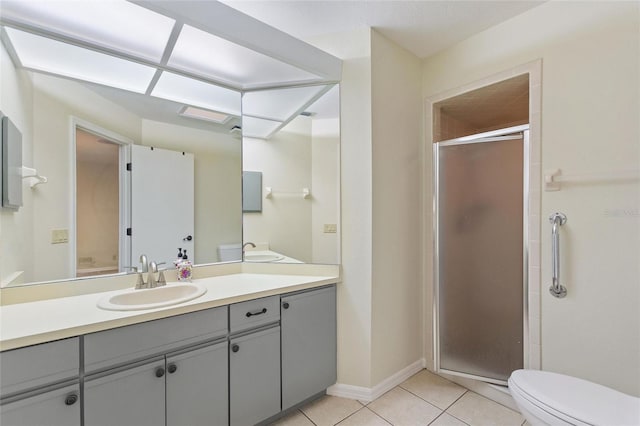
[327,358,425,403]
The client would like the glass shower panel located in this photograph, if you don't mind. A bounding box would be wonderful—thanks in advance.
[437,137,524,383]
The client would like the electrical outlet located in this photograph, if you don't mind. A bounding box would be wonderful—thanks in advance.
[51,229,69,244]
[323,224,337,233]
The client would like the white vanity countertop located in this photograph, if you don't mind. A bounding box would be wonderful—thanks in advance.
[0,271,339,351]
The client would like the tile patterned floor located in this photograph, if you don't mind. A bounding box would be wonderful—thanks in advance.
[270,370,526,426]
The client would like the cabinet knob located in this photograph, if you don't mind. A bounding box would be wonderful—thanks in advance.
[65,394,78,406]
[282,302,290,309]
[232,344,239,353]
[155,367,165,378]
[168,363,178,374]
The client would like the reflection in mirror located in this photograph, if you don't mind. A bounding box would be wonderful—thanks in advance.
[242,85,340,264]
[0,0,342,287]
[0,46,242,287]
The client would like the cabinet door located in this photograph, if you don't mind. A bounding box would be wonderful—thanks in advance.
[281,285,337,410]
[0,384,80,426]
[230,326,281,426]
[84,359,165,426]
[166,341,228,426]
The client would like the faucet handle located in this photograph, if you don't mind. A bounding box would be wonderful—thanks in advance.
[157,270,167,287]
[134,271,147,289]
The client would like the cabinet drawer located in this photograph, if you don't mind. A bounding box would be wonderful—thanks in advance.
[0,383,80,426]
[84,306,227,373]
[0,338,79,398]
[229,295,279,333]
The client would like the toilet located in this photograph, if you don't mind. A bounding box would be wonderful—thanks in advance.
[508,369,640,426]
[218,243,242,262]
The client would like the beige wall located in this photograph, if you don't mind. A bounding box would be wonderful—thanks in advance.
[308,28,424,390]
[370,30,423,385]
[309,28,374,387]
[0,43,34,285]
[243,117,313,261]
[422,1,640,396]
[311,118,340,264]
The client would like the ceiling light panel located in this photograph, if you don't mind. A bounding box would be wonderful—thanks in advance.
[0,0,175,62]
[242,116,282,139]
[168,24,321,89]
[179,106,231,124]
[242,85,328,122]
[151,71,241,116]
[5,28,157,93]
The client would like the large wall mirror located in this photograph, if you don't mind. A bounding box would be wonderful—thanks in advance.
[242,85,340,265]
[0,42,243,286]
[0,1,341,288]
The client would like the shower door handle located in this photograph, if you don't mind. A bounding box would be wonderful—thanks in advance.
[549,212,567,298]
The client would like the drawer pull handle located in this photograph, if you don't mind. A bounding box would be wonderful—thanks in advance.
[65,394,78,406]
[282,302,290,309]
[232,344,240,353]
[155,367,165,378]
[168,363,178,374]
[246,308,267,317]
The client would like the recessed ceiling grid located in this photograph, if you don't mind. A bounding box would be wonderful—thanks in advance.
[0,0,338,135]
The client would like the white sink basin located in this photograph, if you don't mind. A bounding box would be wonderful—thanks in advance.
[244,254,284,262]
[97,283,207,311]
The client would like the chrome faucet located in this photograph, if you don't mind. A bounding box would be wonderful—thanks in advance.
[139,254,149,273]
[147,261,167,288]
[242,242,256,261]
[148,261,158,288]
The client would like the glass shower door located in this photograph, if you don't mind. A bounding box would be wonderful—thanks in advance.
[435,130,526,384]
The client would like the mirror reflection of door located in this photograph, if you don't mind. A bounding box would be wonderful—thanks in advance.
[75,129,121,277]
[130,145,195,268]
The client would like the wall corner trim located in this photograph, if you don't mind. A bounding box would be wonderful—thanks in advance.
[327,358,425,403]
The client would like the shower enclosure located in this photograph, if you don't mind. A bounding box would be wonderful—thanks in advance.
[434,125,528,385]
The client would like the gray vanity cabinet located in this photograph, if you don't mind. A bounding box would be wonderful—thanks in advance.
[228,295,282,425]
[281,285,337,410]
[83,306,229,426]
[84,358,166,426]
[166,340,228,426]
[0,338,80,426]
[229,325,281,426]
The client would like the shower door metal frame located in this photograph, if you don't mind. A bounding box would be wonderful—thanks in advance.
[433,124,530,386]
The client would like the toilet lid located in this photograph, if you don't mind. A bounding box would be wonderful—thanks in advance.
[509,370,640,426]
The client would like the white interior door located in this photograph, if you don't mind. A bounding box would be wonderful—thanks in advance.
[131,145,194,269]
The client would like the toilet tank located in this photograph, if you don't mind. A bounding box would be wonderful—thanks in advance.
[218,244,242,262]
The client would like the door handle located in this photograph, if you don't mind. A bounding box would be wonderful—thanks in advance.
[183,235,193,241]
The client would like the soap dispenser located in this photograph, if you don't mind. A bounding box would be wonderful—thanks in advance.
[177,249,192,282]
[174,248,183,267]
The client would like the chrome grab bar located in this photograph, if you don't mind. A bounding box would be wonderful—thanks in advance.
[549,212,568,298]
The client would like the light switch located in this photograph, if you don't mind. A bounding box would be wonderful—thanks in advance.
[51,229,69,244]
[323,224,337,233]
